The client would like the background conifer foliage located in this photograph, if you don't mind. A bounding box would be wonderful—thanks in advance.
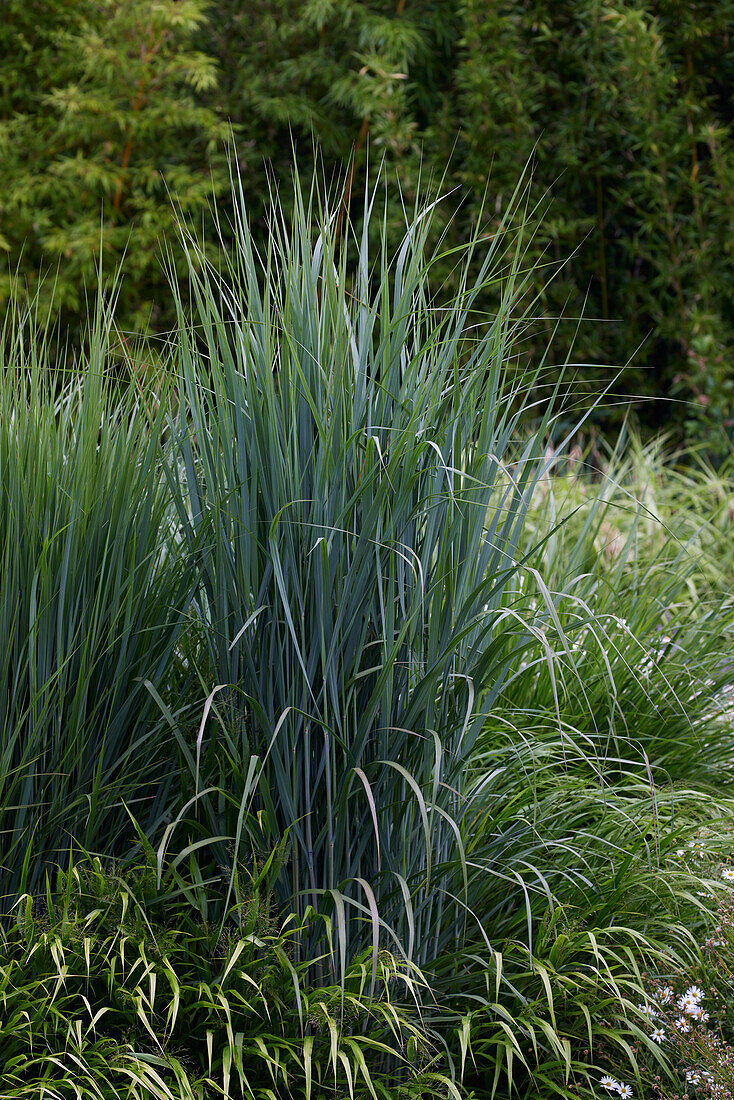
[0,0,228,331]
[1,0,733,442]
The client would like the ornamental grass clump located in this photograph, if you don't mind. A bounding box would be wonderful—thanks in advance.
[163,166,563,960]
[6,161,734,1097]
[155,166,734,1096]
[0,295,189,902]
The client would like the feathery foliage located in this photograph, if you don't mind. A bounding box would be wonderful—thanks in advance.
[0,0,228,332]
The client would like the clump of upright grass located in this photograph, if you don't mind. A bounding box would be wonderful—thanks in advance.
[150,166,734,1097]
[0,296,189,902]
[1,158,732,1097]
[162,163,567,961]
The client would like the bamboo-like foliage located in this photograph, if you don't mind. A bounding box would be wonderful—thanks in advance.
[0,302,188,900]
[164,166,585,975]
[2,854,449,1100]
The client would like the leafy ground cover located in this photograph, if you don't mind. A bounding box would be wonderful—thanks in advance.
[1,171,734,1098]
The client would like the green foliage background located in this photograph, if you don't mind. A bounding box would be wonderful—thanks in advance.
[1,0,733,442]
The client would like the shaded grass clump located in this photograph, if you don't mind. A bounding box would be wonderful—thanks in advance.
[0,302,189,901]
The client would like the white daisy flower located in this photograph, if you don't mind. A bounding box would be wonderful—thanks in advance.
[675,1017,691,1033]
[617,1085,633,1099]
[657,986,673,1004]
[651,1028,665,1043]
[686,1070,702,1085]
[685,985,704,1002]
[599,1076,619,1091]
[721,867,734,881]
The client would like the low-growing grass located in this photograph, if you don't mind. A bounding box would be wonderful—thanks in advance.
[502,437,734,787]
[2,852,451,1099]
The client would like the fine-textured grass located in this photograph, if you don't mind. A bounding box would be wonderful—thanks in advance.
[499,436,734,788]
